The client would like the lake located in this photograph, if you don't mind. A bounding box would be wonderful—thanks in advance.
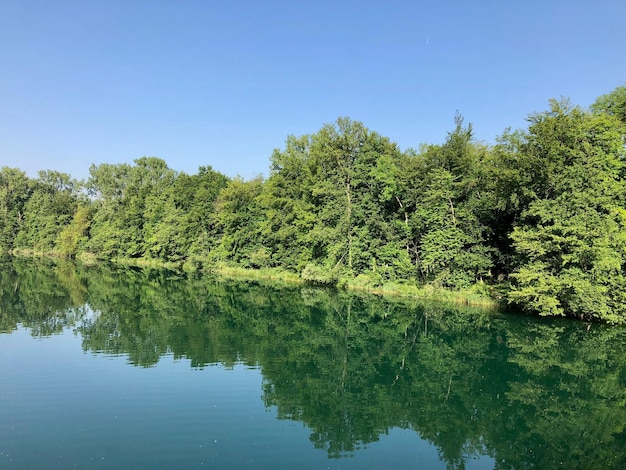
[1,258,625,469]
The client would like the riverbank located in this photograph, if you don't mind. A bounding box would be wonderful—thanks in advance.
[199,262,499,309]
[7,250,500,310]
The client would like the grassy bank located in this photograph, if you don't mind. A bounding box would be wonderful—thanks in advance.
[107,256,500,309]
[211,264,306,285]
[210,263,499,309]
[9,251,500,310]
[342,278,499,309]
[10,248,64,258]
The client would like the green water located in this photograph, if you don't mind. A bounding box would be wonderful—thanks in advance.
[0,259,625,469]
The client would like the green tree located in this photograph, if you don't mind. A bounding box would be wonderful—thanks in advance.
[212,175,265,266]
[14,170,79,252]
[126,157,178,258]
[57,204,93,257]
[398,116,493,288]
[265,117,410,283]
[591,83,626,124]
[87,158,178,259]
[258,134,318,271]
[0,167,32,252]
[182,166,230,261]
[86,162,133,258]
[507,100,626,322]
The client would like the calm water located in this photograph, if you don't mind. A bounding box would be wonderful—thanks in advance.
[1,259,625,469]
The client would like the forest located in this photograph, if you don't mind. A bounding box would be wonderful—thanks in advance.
[1,84,625,323]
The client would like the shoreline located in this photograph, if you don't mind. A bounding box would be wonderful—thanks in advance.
[7,250,500,310]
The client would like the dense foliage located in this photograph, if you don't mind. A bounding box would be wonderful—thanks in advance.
[1,84,625,322]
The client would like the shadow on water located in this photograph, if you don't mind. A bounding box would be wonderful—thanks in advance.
[1,257,625,468]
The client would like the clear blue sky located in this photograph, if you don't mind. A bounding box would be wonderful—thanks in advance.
[1,0,624,181]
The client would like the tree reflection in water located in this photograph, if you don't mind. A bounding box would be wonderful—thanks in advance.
[1,258,625,468]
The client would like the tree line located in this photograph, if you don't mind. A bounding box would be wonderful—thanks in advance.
[1,84,625,322]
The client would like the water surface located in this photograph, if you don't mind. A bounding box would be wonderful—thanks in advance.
[1,259,625,469]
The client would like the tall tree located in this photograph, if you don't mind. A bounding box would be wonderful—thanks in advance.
[86,162,133,258]
[14,170,78,252]
[87,158,177,259]
[398,116,493,288]
[57,204,93,258]
[184,166,231,260]
[258,134,318,270]
[0,167,32,252]
[264,118,409,283]
[506,100,626,323]
[212,176,265,266]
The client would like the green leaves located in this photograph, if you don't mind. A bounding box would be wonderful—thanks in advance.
[13,170,79,253]
[212,176,264,265]
[399,119,494,288]
[591,83,626,124]
[0,167,32,251]
[507,102,626,322]
[2,83,626,322]
[263,117,409,281]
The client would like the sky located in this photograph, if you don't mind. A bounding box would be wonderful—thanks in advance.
[1,0,625,181]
